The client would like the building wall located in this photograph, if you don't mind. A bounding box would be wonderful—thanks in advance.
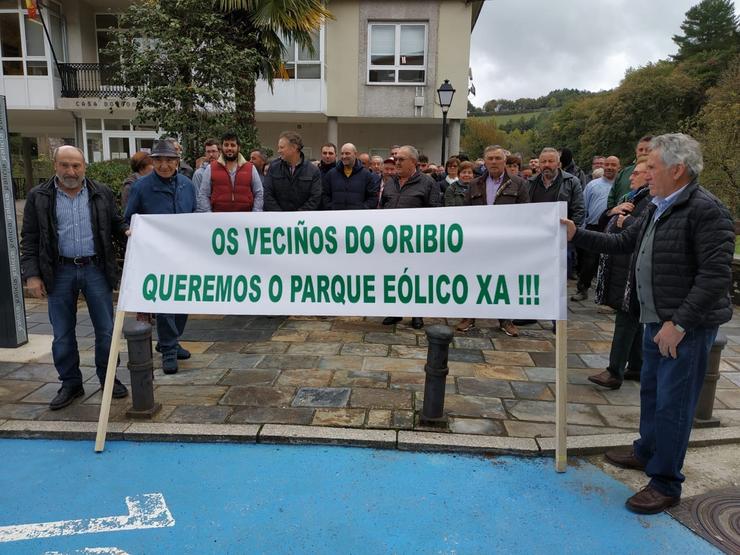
[357,1,439,120]
[324,0,360,118]
[436,0,470,121]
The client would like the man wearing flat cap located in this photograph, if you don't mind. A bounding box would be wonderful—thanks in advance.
[124,139,197,374]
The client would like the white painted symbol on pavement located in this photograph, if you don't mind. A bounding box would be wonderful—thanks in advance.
[0,493,175,543]
[44,548,131,555]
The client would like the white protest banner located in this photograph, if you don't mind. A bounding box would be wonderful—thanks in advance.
[118,203,567,319]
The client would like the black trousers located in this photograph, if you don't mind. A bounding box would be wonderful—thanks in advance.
[576,224,601,292]
[607,309,642,379]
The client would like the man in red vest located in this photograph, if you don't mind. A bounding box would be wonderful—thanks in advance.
[196,132,264,212]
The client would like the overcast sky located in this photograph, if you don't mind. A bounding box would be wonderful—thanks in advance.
[468,0,738,105]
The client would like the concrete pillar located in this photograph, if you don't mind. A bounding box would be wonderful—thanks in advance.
[448,119,461,158]
[327,116,338,147]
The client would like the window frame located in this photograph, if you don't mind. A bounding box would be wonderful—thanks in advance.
[280,26,323,81]
[0,0,54,77]
[367,21,427,86]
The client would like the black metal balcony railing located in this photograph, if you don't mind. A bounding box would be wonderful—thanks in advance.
[59,63,132,98]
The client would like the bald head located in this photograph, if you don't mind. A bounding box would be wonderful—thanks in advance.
[340,143,358,168]
[54,145,86,192]
[603,156,620,181]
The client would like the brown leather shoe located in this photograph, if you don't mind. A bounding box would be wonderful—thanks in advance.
[499,320,519,337]
[456,318,475,332]
[605,448,647,470]
[626,486,680,514]
[588,370,622,390]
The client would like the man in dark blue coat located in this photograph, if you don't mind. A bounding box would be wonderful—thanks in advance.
[125,139,197,375]
[322,143,378,210]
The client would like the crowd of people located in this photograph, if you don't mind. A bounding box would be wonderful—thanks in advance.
[19,129,735,517]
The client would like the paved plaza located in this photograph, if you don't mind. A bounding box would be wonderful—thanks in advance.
[1,290,739,440]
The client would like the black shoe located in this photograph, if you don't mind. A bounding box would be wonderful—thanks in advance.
[112,380,129,399]
[623,369,641,381]
[162,356,178,375]
[49,385,85,411]
[382,317,402,325]
[411,317,424,329]
[155,344,191,360]
[570,290,588,301]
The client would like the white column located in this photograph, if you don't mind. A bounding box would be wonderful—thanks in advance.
[327,116,338,147]
[448,119,461,158]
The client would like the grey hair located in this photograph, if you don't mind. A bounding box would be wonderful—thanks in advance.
[483,144,505,156]
[52,145,86,162]
[399,145,419,162]
[540,147,560,160]
[649,133,703,177]
[371,155,383,163]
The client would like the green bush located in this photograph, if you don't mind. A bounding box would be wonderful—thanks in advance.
[86,159,131,196]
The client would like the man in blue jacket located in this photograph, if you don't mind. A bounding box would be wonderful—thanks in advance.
[322,143,378,210]
[125,139,197,374]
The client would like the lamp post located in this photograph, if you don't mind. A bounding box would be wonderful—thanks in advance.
[437,79,456,165]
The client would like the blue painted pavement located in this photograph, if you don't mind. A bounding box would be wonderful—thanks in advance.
[0,439,717,554]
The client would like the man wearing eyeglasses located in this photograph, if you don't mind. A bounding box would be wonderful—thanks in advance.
[124,139,198,374]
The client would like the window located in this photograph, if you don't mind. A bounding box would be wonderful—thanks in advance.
[281,30,321,79]
[0,1,60,77]
[96,14,120,69]
[368,23,426,85]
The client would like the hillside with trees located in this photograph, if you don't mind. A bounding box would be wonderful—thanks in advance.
[463,0,739,215]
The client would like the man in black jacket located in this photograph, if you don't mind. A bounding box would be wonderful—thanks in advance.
[322,143,378,210]
[380,145,441,329]
[21,146,130,410]
[562,133,734,515]
[263,131,322,211]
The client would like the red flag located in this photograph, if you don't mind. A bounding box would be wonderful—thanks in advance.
[25,0,38,20]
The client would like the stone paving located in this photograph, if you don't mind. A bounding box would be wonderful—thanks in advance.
[1,291,739,439]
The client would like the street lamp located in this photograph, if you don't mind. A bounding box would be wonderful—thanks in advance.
[437,79,456,164]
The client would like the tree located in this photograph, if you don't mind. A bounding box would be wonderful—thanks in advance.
[694,55,740,216]
[108,0,263,162]
[217,0,332,129]
[673,0,739,60]
[467,100,484,116]
[108,0,330,162]
[460,118,506,159]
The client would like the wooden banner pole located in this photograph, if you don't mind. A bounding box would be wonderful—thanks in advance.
[555,319,568,472]
[95,309,126,452]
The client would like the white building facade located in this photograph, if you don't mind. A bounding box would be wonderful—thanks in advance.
[2,0,481,166]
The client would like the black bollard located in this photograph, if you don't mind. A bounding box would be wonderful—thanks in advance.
[123,320,161,418]
[421,325,454,424]
[694,334,726,428]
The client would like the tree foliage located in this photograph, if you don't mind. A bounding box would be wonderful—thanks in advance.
[107,0,263,162]
[460,118,506,159]
[672,0,739,60]
[695,55,740,216]
[107,0,329,163]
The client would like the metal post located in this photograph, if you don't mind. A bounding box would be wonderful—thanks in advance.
[694,334,726,428]
[440,110,448,166]
[123,319,160,418]
[421,325,454,424]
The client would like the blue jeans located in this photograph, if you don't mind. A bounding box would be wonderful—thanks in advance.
[156,313,188,357]
[633,322,717,497]
[47,263,115,388]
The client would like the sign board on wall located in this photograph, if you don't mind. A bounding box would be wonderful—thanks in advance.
[0,95,28,347]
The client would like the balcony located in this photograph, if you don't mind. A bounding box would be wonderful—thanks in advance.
[58,63,131,98]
